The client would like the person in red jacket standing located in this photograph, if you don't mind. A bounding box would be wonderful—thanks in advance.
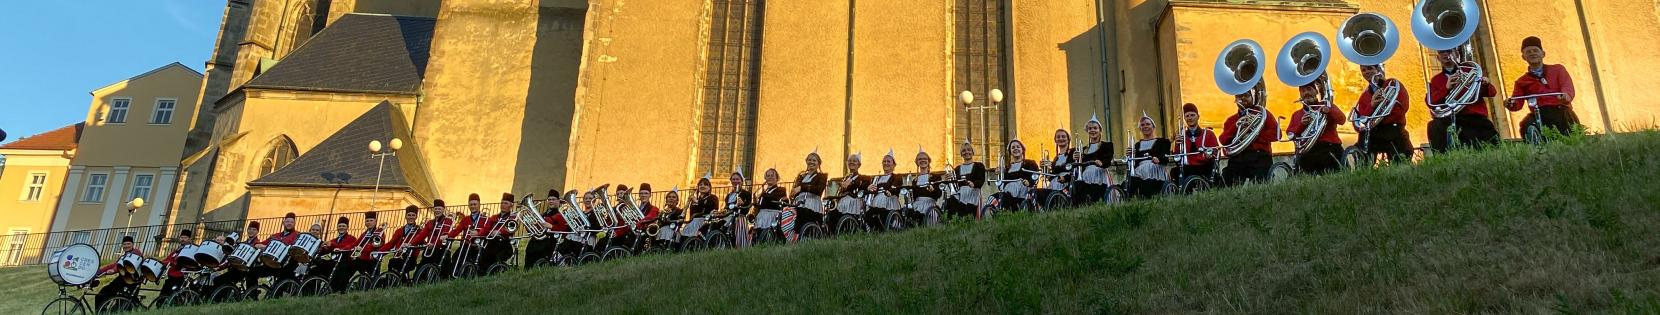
[1506,36,1580,139]
[1171,103,1221,183]
[1426,48,1500,153]
[1353,64,1414,163]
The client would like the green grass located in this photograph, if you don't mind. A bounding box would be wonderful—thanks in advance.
[48,131,1660,313]
[1,266,63,315]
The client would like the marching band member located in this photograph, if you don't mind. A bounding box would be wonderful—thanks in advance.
[1221,85,1280,185]
[1173,104,1221,180]
[94,235,143,307]
[635,184,660,238]
[319,217,357,292]
[793,152,829,231]
[944,141,985,220]
[834,154,872,225]
[995,139,1041,211]
[253,213,303,283]
[1426,48,1500,152]
[380,206,424,275]
[214,221,260,288]
[1285,75,1349,175]
[653,189,685,249]
[523,191,562,265]
[688,177,719,222]
[1044,129,1076,202]
[158,229,193,298]
[866,151,902,230]
[1125,114,1171,199]
[1506,36,1580,137]
[1353,64,1414,162]
[477,194,517,269]
[414,199,451,269]
[754,169,788,235]
[447,194,489,265]
[1076,115,1114,204]
[910,150,941,224]
[349,212,385,284]
[717,173,753,234]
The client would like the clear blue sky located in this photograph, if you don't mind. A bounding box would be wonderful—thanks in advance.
[0,1,221,144]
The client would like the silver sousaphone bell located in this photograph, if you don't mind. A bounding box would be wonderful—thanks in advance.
[1213,39,1266,96]
[1337,13,1400,67]
[1275,32,1334,154]
[1411,0,1485,118]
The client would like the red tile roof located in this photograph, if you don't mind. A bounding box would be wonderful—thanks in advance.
[0,123,83,151]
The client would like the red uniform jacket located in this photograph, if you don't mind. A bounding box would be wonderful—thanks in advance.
[636,203,660,231]
[414,217,453,247]
[1507,64,1575,111]
[545,210,570,233]
[1176,126,1221,166]
[263,230,300,246]
[354,229,384,261]
[161,248,186,277]
[1286,105,1348,145]
[378,223,424,255]
[1428,70,1499,117]
[1355,79,1412,126]
[481,214,513,239]
[323,233,359,260]
[98,248,143,275]
[1220,107,1280,154]
[448,213,490,240]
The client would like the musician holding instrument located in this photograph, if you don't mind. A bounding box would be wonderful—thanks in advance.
[1425,49,1500,152]
[213,221,261,288]
[251,213,303,284]
[348,212,386,284]
[1285,74,1349,175]
[995,139,1041,211]
[1173,104,1221,181]
[792,152,829,230]
[866,151,901,231]
[318,217,357,292]
[446,194,489,265]
[635,184,661,238]
[1354,64,1413,162]
[944,141,986,220]
[158,229,194,299]
[1125,114,1172,199]
[688,178,719,223]
[754,171,788,236]
[716,173,753,234]
[909,150,942,224]
[414,199,452,269]
[476,193,518,270]
[1505,36,1580,138]
[1042,129,1076,204]
[93,235,143,308]
[521,191,562,265]
[381,206,424,275]
[1076,116,1113,204]
[832,154,872,225]
[1215,39,1280,186]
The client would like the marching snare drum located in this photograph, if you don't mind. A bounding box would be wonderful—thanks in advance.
[193,240,228,267]
[140,259,165,282]
[259,240,290,268]
[118,252,143,275]
[225,243,259,270]
[46,244,100,286]
[174,244,200,269]
[289,233,321,263]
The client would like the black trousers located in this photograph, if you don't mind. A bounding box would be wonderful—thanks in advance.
[794,209,824,233]
[1127,177,1165,200]
[96,278,137,307]
[524,238,557,265]
[1296,142,1345,176]
[1223,149,1272,186]
[944,197,978,220]
[1521,106,1581,138]
[323,259,352,292]
[863,208,892,231]
[478,238,512,267]
[158,276,185,298]
[1170,163,1216,182]
[994,193,1029,212]
[386,256,418,275]
[419,247,449,268]
[1072,182,1106,205]
[1363,123,1414,163]
[1428,114,1499,153]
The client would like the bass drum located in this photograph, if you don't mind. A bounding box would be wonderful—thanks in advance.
[174,244,201,269]
[46,243,101,286]
[140,259,165,283]
[289,234,321,263]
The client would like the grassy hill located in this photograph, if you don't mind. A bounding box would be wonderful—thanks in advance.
[58,131,1660,313]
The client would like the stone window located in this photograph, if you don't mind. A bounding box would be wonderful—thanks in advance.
[259,136,298,177]
[954,0,1010,162]
[695,0,766,179]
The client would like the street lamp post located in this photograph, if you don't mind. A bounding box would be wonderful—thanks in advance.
[125,198,143,250]
[960,89,1005,165]
[369,138,402,210]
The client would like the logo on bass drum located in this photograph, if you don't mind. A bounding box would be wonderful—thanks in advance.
[61,254,94,271]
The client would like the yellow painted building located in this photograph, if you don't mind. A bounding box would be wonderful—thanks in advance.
[51,63,203,235]
[170,0,1660,222]
[0,124,81,264]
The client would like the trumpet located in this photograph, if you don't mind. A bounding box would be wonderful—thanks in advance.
[1214,39,1269,156]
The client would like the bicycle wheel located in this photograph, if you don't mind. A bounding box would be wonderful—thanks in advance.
[706,231,731,250]
[834,215,863,236]
[374,272,404,289]
[298,277,331,296]
[97,296,138,313]
[266,279,300,300]
[1043,193,1070,211]
[159,289,200,307]
[1269,162,1295,183]
[412,265,440,284]
[1522,122,1546,145]
[40,296,86,315]
[680,237,707,252]
[575,252,601,265]
[799,222,826,240]
[1179,175,1212,194]
[602,246,631,261]
[346,274,374,292]
[207,285,241,303]
[483,264,510,276]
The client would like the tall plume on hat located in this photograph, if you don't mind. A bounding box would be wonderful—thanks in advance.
[1140,110,1155,126]
[886,148,895,158]
[1088,112,1101,125]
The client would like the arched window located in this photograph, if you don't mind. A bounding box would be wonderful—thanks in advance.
[258,136,298,177]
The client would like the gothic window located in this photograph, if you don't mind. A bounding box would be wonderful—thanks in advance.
[695,0,765,180]
[258,136,297,177]
[954,0,1010,162]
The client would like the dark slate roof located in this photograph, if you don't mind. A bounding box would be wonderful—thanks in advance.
[243,14,435,95]
[249,102,432,196]
[0,123,82,151]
